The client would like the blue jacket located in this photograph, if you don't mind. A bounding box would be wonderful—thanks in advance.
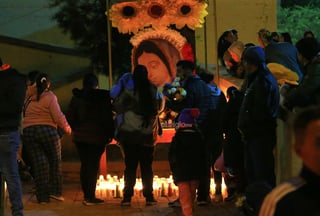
[182,75,212,123]
[265,42,303,81]
[238,65,279,136]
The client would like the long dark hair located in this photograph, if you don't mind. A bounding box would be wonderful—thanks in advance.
[133,65,157,119]
[35,72,50,101]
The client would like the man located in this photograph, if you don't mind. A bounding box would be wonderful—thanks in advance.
[0,57,26,216]
[238,46,280,213]
[281,37,320,111]
[168,60,213,207]
[259,106,320,216]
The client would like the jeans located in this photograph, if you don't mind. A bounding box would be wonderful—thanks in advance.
[0,130,23,216]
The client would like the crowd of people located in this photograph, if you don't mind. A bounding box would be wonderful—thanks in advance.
[0,28,320,216]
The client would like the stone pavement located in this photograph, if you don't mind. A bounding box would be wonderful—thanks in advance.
[4,162,245,216]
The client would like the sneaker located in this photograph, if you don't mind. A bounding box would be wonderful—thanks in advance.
[120,197,131,206]
[50,194,65,202]
[146,196,157,206]
[214,194,223,203]
[168,198,181,207]
[83,198,104,206]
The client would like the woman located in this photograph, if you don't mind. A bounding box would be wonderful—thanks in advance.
[111,65,164,206]
[66,73,114,205]
[133,40,177,86]
[22,72,71,203]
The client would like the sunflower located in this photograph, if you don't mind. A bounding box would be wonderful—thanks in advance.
[145,0,174,30]
[107,1,146,34]
[173,0,208,30]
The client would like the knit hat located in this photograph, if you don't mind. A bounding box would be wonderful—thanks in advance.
[177,108,200,128]
[296,38,320,61]
[242,46,265,66]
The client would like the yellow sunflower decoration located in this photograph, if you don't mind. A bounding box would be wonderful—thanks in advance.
[174,0,208,30]
[107,0,208,34]
[107,1,145,34]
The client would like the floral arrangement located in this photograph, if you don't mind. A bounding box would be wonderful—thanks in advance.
[162,77,187,102]
[107,0,208,34]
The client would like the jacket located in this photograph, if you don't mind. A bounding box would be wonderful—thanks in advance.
[182,75,212,124]
[284,57,320,110]
[111,74,164,146]
[67,88,114,145]
[23,90,69,131]
[238,65,279,136]
[169,127,207,184]
[0,67,26,129]
[259,166,320,216]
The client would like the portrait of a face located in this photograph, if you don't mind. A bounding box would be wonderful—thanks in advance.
[133,39,181,86]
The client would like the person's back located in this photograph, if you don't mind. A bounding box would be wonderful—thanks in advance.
[68,87,114,144]
[259,106,320,216]
[0,58,26,216]
[67,73,114,205]
[265,42,303,81]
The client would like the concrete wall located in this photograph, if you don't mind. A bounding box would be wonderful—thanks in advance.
[195,0,277,77]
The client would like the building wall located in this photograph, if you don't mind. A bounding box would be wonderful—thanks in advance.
[195,0,277,76]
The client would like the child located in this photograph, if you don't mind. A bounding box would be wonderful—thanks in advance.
[169,108,207,216]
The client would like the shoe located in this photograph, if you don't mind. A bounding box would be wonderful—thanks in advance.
[83,198,104,206]
[146,196,157,206]
[50,194,65,202]
[214,194,223,202]
[224,193,236,202]
[120,197,131,206]
[197,196,211,206]
[39,201,49,205]
[168,198,181,207]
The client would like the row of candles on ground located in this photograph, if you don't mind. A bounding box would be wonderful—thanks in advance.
[95,174,227,199]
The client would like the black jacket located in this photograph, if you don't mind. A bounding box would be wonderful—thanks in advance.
[169,127,207,184]
[67,88,114,145]
[0,67,26,129]
[260,166,320,216]
[238,66,279,136]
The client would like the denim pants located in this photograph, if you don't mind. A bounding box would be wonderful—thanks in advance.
[0,130,24,216]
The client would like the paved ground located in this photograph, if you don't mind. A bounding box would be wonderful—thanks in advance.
[4,161,246,216]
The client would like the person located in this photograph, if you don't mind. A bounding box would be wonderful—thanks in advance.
[22,72,72,204]
[66,73,114,205]
[279,32,292,44]
[259,106,320,216]
[197,69,227,204]
[270,32,279,42]
[168,61,212,207]
[280,37,320,111]
[222,86,246,200]
[258,28,303,85]
[18,70,40,181]
[169,108,206,216]
[303,30,315,39]
[238,46,280,214]
[217,30,236,67]
[111,65,164,206]
[0,57,26,216]
[223,41,246,78]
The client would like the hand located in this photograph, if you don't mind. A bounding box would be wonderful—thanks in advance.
[64,126,72,135]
